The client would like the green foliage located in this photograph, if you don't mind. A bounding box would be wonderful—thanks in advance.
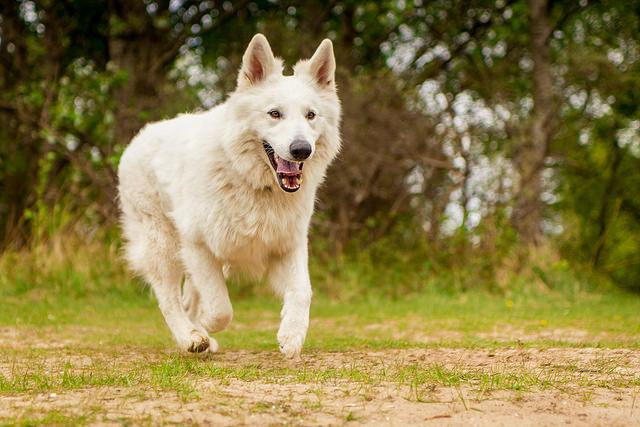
[0,234,139,300]
[1,1,640,290]
[0,219,613,308]
[551,3,640,290]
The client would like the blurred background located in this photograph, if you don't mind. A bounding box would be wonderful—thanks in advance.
[1,0,639,298]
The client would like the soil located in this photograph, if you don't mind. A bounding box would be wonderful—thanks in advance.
[1,336,639,426]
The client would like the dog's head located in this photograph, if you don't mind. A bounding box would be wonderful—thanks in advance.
[227,34,341,193]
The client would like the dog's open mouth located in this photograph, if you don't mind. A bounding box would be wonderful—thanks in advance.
[263,142,303,192]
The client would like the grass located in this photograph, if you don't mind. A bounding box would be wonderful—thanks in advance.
[1,240,639,424]
[1,288,639,392]
[1,286,639,351]
[1,411,92,427]
[0,302,638,425]
[2,345,638,408]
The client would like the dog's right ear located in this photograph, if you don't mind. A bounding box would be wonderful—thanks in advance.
[237,34,277,90]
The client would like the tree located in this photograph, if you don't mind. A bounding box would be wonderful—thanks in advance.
[511,0,554,244]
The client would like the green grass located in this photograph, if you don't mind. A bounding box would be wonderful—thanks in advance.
[1,286,639,394]
[2,348,638,399]
[1,292,638,425]
[1,411,92,427]
[2,235,638,351]
[1,241,640,424]
[1,286,639,351]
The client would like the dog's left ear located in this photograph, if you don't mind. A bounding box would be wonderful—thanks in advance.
[306,39,336,90]
[237,33,277,90]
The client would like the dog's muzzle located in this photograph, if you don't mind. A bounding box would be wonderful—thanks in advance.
[263,141,304,192]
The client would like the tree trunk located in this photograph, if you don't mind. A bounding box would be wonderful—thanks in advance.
[107,0,169,147]
[512,0,554,244]
[591,142,623,268]
[106,0,250,146]
[109,34,167,146]
[0,1,64,246]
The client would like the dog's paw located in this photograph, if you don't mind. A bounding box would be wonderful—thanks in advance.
[185,330,210,353]
[206,336,220,353]
[277,328,305,359]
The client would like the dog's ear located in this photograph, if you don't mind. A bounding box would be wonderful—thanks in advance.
[237,34,277,90]
[306,39,336,90]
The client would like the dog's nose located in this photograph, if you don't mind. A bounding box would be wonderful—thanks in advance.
[289,139,312,161]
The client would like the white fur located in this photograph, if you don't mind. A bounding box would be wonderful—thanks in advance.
[118,34,341,358]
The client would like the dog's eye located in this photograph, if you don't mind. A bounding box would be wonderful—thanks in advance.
[306,111,316,120]
[268,109,282,119]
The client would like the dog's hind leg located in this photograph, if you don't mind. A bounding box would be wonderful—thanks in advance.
[182,276,201,321]
[181,276,224,352]
[122,208,211,353]
[180,241,233,343]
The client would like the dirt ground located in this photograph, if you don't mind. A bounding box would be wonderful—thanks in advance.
[1,337,639,426]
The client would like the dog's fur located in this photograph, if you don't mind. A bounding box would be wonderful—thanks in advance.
[117,34,341,357]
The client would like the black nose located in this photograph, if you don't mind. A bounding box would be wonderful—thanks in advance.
[289,139,312,160]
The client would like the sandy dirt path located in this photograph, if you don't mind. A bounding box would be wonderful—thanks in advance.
[1,341,639,426]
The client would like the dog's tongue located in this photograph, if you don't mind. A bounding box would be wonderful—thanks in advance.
[276,157,300,175]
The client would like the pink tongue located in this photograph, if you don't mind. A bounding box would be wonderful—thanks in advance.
[276,157,300,175]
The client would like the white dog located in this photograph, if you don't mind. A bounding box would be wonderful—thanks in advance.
[117,34,341,358]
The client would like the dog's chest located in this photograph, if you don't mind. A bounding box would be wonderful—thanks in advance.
[203,190,308,268]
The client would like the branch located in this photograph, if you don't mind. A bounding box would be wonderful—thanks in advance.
[409,0,518,83]
[551,0,598,34]
[621,198,640,223]
[50,141,118,204]
[421,155,455,170]
[151,0,252,73]
[309,0,339,36]
[0,100,17,113]
[45,125,118,206]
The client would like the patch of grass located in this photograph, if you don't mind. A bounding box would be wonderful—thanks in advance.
[0,410,92,426]
[1,236,639,351]
[1,286,639,352]
[0,361,135,393]
[2,351,638,399]
[252,401,273,412]
[150,360,199,400]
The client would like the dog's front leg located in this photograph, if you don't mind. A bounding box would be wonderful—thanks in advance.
[269,243,312,359]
